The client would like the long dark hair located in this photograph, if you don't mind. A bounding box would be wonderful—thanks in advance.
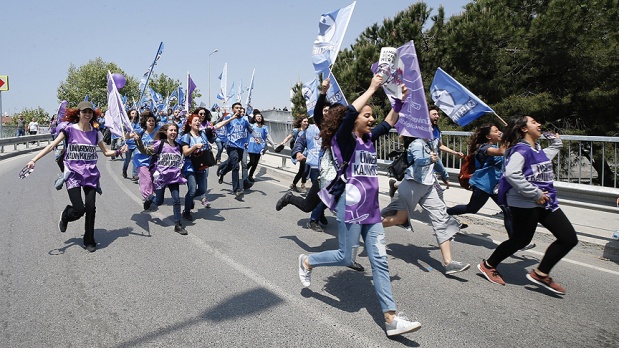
[154,123,178,141]
[502,115,530,149]
[139,110,157,129]
[468,123,495,154]
[319,103,347,150]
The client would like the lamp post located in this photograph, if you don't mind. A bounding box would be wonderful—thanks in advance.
[208,48,219,108]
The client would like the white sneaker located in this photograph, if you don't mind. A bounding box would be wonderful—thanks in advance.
[298,254,311,287]
[385,312,421,336]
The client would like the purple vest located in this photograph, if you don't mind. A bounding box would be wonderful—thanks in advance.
[338,134,380,224]
[63,125,100,189]
[499,141,559,211]
[152,140,187,190]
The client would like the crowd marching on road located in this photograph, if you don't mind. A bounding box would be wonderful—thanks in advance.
[14,67,597,339]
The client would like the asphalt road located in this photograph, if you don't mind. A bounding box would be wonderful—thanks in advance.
[1,153,618,347]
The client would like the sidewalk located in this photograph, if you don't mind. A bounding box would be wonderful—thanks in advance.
[257,152,619,263]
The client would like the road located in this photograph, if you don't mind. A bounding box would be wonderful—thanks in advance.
[1,152,618,347]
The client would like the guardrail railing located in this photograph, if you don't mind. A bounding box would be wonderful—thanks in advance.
[0,134,54,153]
[375,130,619,190]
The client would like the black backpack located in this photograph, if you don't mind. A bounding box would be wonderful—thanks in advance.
[386,149,410,181]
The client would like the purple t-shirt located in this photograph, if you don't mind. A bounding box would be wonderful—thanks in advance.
[62,124,102,189]
[151,140,187,190]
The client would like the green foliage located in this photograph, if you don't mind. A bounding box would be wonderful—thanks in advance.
[290,82,308,119]
[13,107,49,125]
[57,57,139,109]
[315,0,619,135]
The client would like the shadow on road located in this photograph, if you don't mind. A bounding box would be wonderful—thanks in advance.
[111,287,284,347]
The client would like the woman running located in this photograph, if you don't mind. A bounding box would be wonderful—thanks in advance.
[247,111,275,182]
[26,101,125,252]
[297,75,421,337]
[477,115,578,294]
[133,110,159,208]
[135,123,188,235]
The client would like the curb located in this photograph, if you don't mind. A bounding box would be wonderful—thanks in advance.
[258,155,619,263]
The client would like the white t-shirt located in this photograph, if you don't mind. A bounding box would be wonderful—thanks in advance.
[28,121,39,132]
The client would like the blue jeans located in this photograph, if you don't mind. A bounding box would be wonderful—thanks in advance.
[308,168,326,222]
[308,196,396,313]
[16,129,25,137]
[122,147,137,177]
[150,183,181,223]
[219,146,244,192]
[215,138,224,162]
[184,170,208,213]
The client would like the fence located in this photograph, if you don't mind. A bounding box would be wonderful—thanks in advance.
[375,130,619,189]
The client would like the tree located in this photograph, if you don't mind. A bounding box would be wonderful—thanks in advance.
[57,57,139,109]
[290,82,308,118]
[16,107,49,125]
[333,2,431,123]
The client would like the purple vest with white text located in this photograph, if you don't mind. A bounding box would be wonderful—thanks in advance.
[63,124,100,189]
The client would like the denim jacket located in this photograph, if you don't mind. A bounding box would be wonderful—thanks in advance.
[404,139,438,184]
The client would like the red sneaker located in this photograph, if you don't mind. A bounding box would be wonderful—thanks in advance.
[477,261,505,286]
[526,270,565,295]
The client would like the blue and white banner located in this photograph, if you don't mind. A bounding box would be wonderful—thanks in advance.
[245,68,255,115]
[430,67,495,126]
[302,76,319,117]
[138,42,164,103]
[326,72,348,106]
[311,1,356,77]
[217,63,227,102]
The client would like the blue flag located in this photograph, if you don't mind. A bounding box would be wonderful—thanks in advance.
[302,77,319,117]
[139,42,165,102]
[325,72,348,106]
[311,1,356,76]
[431,67,495,126]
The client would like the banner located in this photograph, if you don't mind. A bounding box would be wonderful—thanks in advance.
[138,42,164,103]
[105,71,132,137]
[217,63,227,102]
[326,72,348,106]
[186,73,197,111]
[371,40,432,139]
[302,76,319,117]
[430,67,495,126]
[312,1,356,76]
[245,68,255,115]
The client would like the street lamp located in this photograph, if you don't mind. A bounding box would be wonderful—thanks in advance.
[208,48,219,108]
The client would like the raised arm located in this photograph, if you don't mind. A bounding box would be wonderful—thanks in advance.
[351,75,383,112]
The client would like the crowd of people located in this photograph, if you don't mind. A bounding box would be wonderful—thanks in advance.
[23,73,578,338]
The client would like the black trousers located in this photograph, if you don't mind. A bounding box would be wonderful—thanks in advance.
[63,186,97,247]
[487,207,578,274]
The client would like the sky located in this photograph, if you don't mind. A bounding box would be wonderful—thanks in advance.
[1,0,470,117]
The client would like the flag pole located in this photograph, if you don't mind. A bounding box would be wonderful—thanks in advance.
[492,112,508,126]
[138,42,164,104]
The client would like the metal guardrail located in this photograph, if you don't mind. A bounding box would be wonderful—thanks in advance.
[0,134,54,153]
[375,130,619,207]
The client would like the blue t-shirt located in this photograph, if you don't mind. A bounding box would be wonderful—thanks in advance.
[225,116,253,149]
[248,126,269,154]
[180,132,210,173]
[133,129,158,167]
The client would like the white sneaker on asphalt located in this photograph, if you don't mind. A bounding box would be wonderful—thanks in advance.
[385,312,421,336]
[298,254,311,287]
